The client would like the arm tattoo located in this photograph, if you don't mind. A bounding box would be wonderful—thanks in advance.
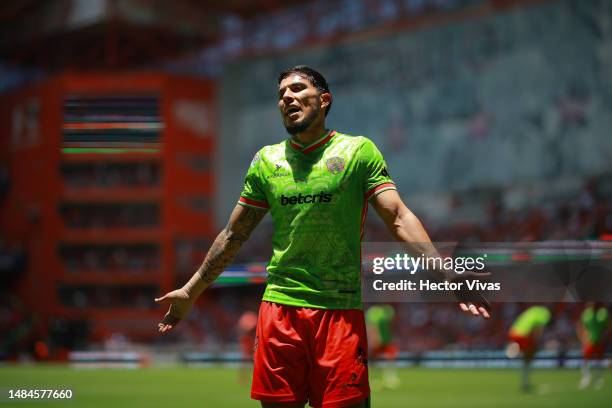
[195,206,267,288]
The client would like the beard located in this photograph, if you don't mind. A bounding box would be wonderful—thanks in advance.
[283,104,320,135]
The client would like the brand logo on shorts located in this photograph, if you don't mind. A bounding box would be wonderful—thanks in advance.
[326,157,345,174]
[357,346,368,366]
[344,372,362,389]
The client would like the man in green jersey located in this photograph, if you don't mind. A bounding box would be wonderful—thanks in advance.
[155,65,490,408]
[577,302,609,389]
[507,305,551,392]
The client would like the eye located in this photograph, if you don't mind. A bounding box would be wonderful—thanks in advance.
[278,83,306,99]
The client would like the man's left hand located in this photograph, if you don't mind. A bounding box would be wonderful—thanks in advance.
[449,271,492,319]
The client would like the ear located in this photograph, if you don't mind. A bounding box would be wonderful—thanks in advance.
[320,92,332,110]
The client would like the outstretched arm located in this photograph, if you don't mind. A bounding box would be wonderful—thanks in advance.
[155,204,267,333]
[370,189,490,319]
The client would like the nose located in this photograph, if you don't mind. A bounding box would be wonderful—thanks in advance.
[281,89,295,105]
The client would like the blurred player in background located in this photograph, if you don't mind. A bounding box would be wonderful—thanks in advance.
[237,310,258,386]
[577,302,609,389]
[507,305,551,392]
[155,65,490,408]
[366,304,399,390]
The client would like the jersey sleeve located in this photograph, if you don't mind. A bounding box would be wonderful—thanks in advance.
[359,138,397,200]
[581,308,590,325]
[238,150,269,210]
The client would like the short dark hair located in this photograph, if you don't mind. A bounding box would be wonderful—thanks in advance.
[278,65,332,116]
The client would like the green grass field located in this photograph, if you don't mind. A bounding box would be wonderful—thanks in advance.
[0,365,610,407]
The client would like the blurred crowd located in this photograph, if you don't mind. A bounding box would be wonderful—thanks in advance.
[366,177,612,243]
[0,293,90,361]
[60,245,159,272]
[57,285,155,310]
[62,162,159,189]
[390,302,581,352]
[61,203,159,229]
[0,295,38,360]
[433,184,611,243]
[0,237,27,284]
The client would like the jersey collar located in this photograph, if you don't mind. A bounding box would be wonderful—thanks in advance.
[289,130,336,154]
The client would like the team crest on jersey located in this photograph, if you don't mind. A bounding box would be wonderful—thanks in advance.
[326,156,345,174]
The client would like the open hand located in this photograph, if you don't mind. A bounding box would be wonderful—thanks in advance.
[154,288,194,334]
[450,271,492,319]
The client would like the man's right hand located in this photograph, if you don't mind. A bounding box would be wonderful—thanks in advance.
[153,204,267,335]
[155,288,194,334]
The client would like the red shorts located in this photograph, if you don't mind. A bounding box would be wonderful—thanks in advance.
[508,332,535,354]
[583,342,605,360]
[251,301,370,408]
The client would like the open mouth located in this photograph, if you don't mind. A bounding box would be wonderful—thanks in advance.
[285,106,301,118]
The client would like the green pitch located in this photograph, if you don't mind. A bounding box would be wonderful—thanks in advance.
[0,365,609,407]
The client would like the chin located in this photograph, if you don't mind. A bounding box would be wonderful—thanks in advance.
[285,121,309,135]
[284,110,318,135]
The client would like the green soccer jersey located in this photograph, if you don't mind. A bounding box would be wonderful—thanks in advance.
[366,305,395,345]
[238,130,395,309]
[510,306,551,336]
[582,306,609,344]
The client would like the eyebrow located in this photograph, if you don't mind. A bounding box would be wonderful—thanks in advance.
[278,81,307,96]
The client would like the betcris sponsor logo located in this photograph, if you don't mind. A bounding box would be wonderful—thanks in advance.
[280,192,332,205]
